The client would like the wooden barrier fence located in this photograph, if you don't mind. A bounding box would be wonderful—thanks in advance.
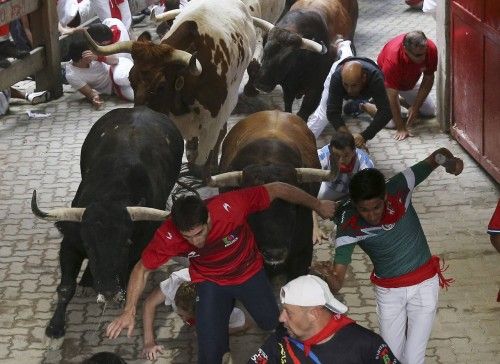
[0,0,62,97]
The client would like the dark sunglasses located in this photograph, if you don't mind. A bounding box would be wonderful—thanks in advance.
[406,47,426,58]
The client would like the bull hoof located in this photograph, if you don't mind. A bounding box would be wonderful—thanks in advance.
[43,333,65,350]
[45,323,66,340]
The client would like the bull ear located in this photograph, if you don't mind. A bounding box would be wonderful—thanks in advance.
[175,76,185,91]
[137,31,152,43]
[188,51,201,76]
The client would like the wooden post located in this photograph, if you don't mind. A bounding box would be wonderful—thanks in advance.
[30,0,63,98]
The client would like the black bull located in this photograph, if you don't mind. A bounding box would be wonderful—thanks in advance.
[31,106,183,338]
[208,110,336,280]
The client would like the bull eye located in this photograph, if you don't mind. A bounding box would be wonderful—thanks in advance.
[127,239,133,246]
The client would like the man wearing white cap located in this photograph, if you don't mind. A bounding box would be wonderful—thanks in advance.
[248,275,399,363]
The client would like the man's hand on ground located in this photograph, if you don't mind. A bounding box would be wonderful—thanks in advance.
[406,105,419,127]
[142,343,164,361]
[106,310,135,339]
[394,128,411,141]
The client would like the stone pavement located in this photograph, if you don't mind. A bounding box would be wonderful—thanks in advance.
[0,0,499,363]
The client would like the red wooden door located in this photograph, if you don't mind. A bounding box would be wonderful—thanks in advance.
[451,0,500,183]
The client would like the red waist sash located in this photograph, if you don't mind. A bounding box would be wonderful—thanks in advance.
[370,255,454,289]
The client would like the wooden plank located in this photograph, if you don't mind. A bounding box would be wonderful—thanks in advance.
[0,0,40,24]
[30,0,63,98]
[0,47,45,90]
[452,127,500,183]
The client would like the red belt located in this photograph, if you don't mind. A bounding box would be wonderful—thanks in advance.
[370,255,454,289]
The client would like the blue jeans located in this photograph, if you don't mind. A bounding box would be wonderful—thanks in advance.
[195,269,279,363]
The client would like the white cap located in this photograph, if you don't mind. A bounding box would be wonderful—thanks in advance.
[280,275,348,314]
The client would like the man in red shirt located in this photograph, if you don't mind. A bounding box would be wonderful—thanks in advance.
[106,181,336,363]
[365,31,438,141]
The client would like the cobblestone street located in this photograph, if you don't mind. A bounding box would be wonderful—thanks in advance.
[0,0,499,363]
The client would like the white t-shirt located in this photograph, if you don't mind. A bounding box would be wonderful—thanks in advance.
[102,18,133,60]
[160,268,246,329]
[57,0,94,26]
[65,61,113,95]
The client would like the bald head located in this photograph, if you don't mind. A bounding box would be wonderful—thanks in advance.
[341,61,366,97]
[341,61,363,83]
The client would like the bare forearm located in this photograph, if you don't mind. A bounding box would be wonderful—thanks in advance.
[124,261,150,315]
[100,55,119,65]
[142,288,165,345]
[412,75,433,111]
[142,304,157,345]
[412,75,434,111]
[266,182,320,211]
[387,88,404,129]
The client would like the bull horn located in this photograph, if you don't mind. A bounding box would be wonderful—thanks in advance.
[206,171,243,188]
[151,8,181,22]
[126,207,169,221]
[31,190,85,222]
[252,17,275,33]
[83,29,133,55]
[170,49,202,76]
[295,168,338,183]
[301,38,327,54]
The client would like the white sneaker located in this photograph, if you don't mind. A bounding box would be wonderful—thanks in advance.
[385,119,396,129]
[336,40,353,60]
[26,90,50,105]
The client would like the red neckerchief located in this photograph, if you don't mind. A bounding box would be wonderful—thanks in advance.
[301,314,354,356]
[378,193,406,225]
[110,25,121,44]
[338,155,356,173]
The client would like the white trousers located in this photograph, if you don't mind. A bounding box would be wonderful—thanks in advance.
[399,82,436,116]
[375,274,439,364]
[111,57,134,101]
[307,41,354,138]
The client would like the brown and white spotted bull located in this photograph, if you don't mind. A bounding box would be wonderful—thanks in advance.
[252,0,359,121]
[207,110,337,280]
[84,0,256,175]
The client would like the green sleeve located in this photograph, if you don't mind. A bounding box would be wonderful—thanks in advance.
[411,160,434,187]
[334,243,356,265]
